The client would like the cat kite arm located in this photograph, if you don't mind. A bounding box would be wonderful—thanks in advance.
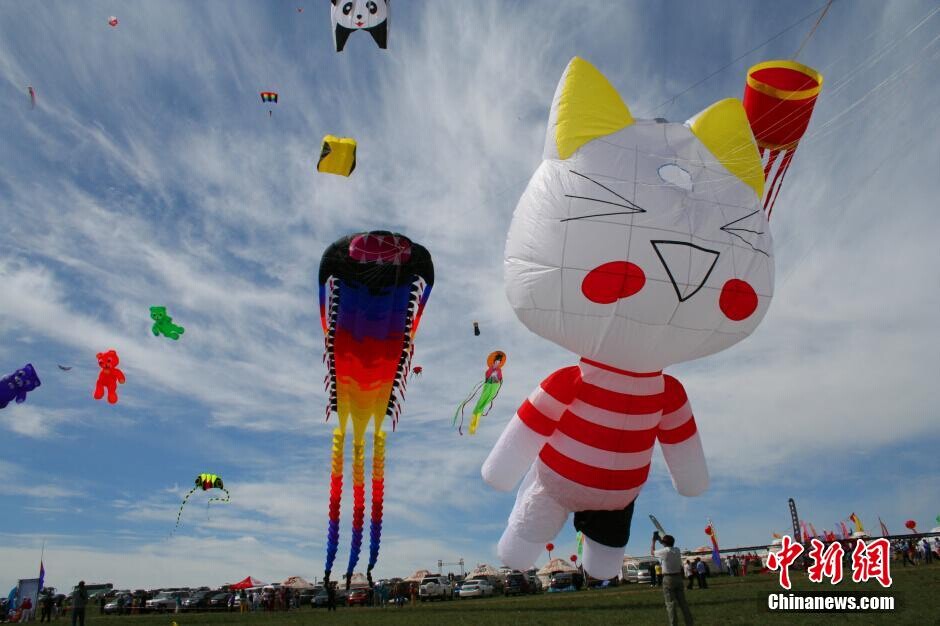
[482,366,578,491]
[657,376,708,496]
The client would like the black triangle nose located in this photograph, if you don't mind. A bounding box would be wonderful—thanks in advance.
[356,14,362,19]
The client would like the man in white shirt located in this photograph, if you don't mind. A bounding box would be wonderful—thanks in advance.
[651,532,693,625]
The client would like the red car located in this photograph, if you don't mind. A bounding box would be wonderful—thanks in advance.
[346,589,371,607]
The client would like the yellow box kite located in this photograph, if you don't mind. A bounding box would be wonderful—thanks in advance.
[317,135,357,177]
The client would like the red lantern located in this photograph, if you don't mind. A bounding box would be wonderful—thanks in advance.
[905,519,917,531]
[570,554,577,563]
[545,543,554,552]
[704,525,713,536]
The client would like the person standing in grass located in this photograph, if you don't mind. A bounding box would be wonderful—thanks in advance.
[326,582,337,612]
[651,533,693,626]
[694,559,708,589]
[70,581,88,626]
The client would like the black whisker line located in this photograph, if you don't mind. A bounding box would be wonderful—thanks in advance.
[569,170,646,212]
[723,227,765,235]
[560,209,642,222]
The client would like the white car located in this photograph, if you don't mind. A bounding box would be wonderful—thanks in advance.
[457,580,493,599]
[146,591,188,612]
[418,576,453,601]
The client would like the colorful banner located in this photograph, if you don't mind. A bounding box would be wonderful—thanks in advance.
[878,517,890,537]
[705,520,721,568]
[849,513,865,534]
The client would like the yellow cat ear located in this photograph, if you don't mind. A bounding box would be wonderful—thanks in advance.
[544,57,634,160]
[687,98,764,199]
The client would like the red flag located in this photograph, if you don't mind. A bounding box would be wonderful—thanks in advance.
[878,517,890,537]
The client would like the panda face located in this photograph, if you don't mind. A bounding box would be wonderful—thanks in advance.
[333,0,387,30]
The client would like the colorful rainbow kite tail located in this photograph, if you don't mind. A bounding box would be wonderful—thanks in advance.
[345,439,367,583]
[367,430,386,573]
[205,487,231,520]
[324,428,344,580]
[318,232,435,581]
[172,486,199,533]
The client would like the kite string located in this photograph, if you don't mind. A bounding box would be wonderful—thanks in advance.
[794,0,835,60]
[642,1,831,117]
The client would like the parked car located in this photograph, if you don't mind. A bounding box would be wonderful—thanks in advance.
[457,580,493,598]
[622,558,657,584]
[503,572,529,596]
[208,592,232,610]
[298,588,318,606]
[418,576,453,601]
[347,588,371,606]
[104,593,133,615]
[547,572,583,592]
[146,591,188,613]
[526,574,543,593]
[313,587,349,608]
[181,590,212,611]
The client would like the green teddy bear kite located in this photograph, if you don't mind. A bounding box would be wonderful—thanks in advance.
[150,306,185,340]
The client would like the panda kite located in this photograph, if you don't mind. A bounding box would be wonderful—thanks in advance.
[331,0,388,52]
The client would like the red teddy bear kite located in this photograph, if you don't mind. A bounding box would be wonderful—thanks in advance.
[94,349,125,404]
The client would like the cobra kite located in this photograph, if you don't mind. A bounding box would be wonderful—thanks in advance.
[331,0,388,52]
[173,473,231,532]
[481,56,822,581]
[454,351,505,435]
[319,231,433,588]
[150,306,185,340]
[1,364,41,409]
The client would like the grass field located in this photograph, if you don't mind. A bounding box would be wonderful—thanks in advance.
[77,563,937,625]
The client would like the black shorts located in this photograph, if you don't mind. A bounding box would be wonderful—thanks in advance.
[573,499,635,548]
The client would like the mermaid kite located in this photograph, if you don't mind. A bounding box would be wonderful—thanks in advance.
[454,351,506,435]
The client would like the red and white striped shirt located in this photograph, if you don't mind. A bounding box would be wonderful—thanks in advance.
[515,358,705,511]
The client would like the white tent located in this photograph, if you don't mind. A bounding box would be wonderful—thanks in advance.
[348,573,370,589]
[405,569,433,582]
[536,558,577,587]
[537,558,577,575]
[468,564,501,578]
[280,576,315,589]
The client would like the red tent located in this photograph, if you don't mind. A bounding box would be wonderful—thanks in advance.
[229,576,265,590]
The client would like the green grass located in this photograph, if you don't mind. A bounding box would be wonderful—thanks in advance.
[79,563,938,625]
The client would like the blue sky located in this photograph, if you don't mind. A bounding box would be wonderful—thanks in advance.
[1,1,938,592]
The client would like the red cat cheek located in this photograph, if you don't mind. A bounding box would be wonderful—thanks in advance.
[582,262,646,304]
[719,279,758,321]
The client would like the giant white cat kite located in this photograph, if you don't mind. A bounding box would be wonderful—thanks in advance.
[331,0,388,52]
[482,57,805,580]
